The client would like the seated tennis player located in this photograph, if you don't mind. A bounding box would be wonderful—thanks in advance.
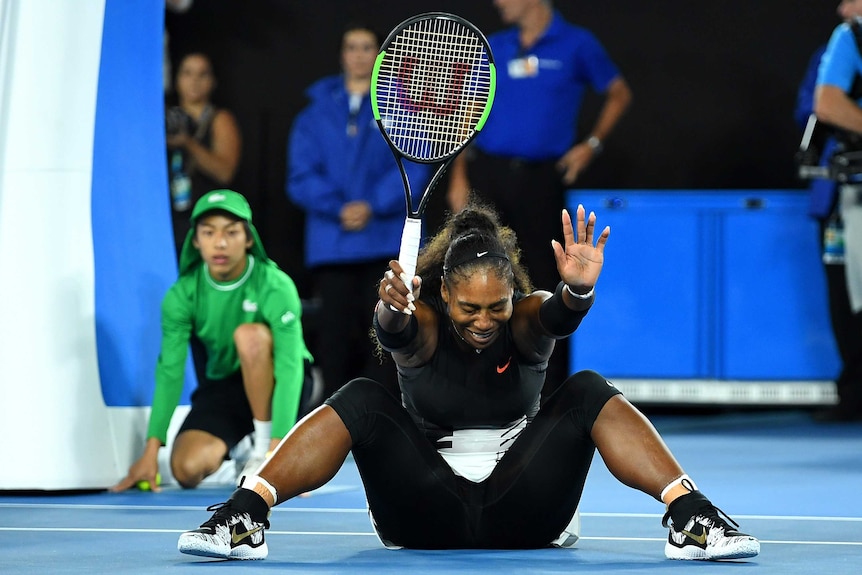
[111,189,312,493]
[177,200,759,561]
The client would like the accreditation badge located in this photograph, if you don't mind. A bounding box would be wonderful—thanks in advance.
[507,55,539,79]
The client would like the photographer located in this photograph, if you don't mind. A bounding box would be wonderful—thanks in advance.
[810,10,862,422]
[166,51,242,261]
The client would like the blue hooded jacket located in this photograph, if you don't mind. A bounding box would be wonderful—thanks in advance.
[287,75,431,268]
[796,44,839,220]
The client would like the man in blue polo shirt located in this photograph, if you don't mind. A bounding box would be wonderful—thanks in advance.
[813,9,862,422]
[448,0,632,391]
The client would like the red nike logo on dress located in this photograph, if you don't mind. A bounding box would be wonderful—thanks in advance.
[496,357,512,373]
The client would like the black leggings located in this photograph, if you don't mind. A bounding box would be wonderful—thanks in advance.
[325,370,622,549]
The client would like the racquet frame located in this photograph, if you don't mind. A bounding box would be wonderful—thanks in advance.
[370,12,496,292]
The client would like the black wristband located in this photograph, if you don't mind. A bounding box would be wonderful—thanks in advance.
[373,311,418,351]
[538,282,590,338]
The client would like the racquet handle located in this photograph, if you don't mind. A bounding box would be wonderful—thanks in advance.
[398,217,422,295]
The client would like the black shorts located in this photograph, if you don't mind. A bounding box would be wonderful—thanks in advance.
[178,370,254,451]
[326,370,623,549]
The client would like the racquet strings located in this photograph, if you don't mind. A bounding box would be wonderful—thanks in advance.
[375,17,493,162]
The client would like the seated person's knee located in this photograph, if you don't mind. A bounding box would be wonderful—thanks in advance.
[562,369,608,391]
[234,323,273,361]
[170,457,206,489]
[329,376,396,405]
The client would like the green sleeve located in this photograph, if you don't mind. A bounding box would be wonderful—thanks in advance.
[263,268,312,438]
[146,282,193,444]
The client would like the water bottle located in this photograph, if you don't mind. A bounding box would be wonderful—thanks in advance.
[170,150,192,212]
[822,213,845,265]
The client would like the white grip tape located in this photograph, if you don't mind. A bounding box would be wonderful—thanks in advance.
[398,217,422,293]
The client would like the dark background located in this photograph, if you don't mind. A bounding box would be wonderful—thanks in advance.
[166,0,839,297]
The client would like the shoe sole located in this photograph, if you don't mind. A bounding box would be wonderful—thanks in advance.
[178,536,267,560]
[665,538,760,560]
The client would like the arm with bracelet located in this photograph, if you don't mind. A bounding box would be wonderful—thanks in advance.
[537,205,608,339]
[505,204,607,364]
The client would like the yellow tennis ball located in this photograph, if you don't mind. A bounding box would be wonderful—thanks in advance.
[136,473,161,491]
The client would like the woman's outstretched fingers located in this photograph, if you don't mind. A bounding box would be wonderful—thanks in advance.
[596,225,611,252]
[586,211,596,245]
[576,204,587,244]
[560,208,575,249]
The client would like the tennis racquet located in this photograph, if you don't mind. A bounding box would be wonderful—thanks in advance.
[371,12,496,293]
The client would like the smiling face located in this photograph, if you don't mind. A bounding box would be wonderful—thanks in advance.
[441,268,514,352]
[192,213,253,281]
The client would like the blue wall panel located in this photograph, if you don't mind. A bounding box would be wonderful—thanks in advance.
[92,0,195,406]
[568,190,840,381]
[721,203,838,379]
[568,194,703,378]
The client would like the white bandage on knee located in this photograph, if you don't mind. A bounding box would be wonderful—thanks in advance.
[660,473,697,501]
[242,474,278,505]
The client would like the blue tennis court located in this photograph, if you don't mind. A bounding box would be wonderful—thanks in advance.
[3,410,860,574]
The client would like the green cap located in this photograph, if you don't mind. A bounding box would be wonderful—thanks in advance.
[191,189,253,223]
[178,189,270,275]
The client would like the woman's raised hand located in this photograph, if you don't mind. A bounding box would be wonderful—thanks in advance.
[550,205,610,292]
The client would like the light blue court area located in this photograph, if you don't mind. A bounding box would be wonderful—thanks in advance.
[2,411,861,574]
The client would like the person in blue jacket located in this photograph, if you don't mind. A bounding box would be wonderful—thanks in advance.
[794,1,862,223]
[286,22,431,401]
[811,2,862,422]
[796,44,839,219]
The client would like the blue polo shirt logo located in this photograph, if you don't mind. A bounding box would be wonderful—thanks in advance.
[508,55,540,78]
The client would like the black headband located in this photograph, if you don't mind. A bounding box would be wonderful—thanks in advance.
[443,250,510,273]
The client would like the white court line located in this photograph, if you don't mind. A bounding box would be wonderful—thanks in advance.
[0,527,375,536]
[0,503,367,513]
[1,504,860,523]
[0,527,860,546]
[583,512,862,522]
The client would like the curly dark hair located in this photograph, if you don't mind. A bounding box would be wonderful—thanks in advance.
[370,197,534,361]
[416,197,533,304]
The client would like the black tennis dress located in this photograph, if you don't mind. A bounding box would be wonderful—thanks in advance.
[325,306,621,549]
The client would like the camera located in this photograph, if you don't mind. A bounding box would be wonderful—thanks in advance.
[796,114,862,182]
[165,106,191,137]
